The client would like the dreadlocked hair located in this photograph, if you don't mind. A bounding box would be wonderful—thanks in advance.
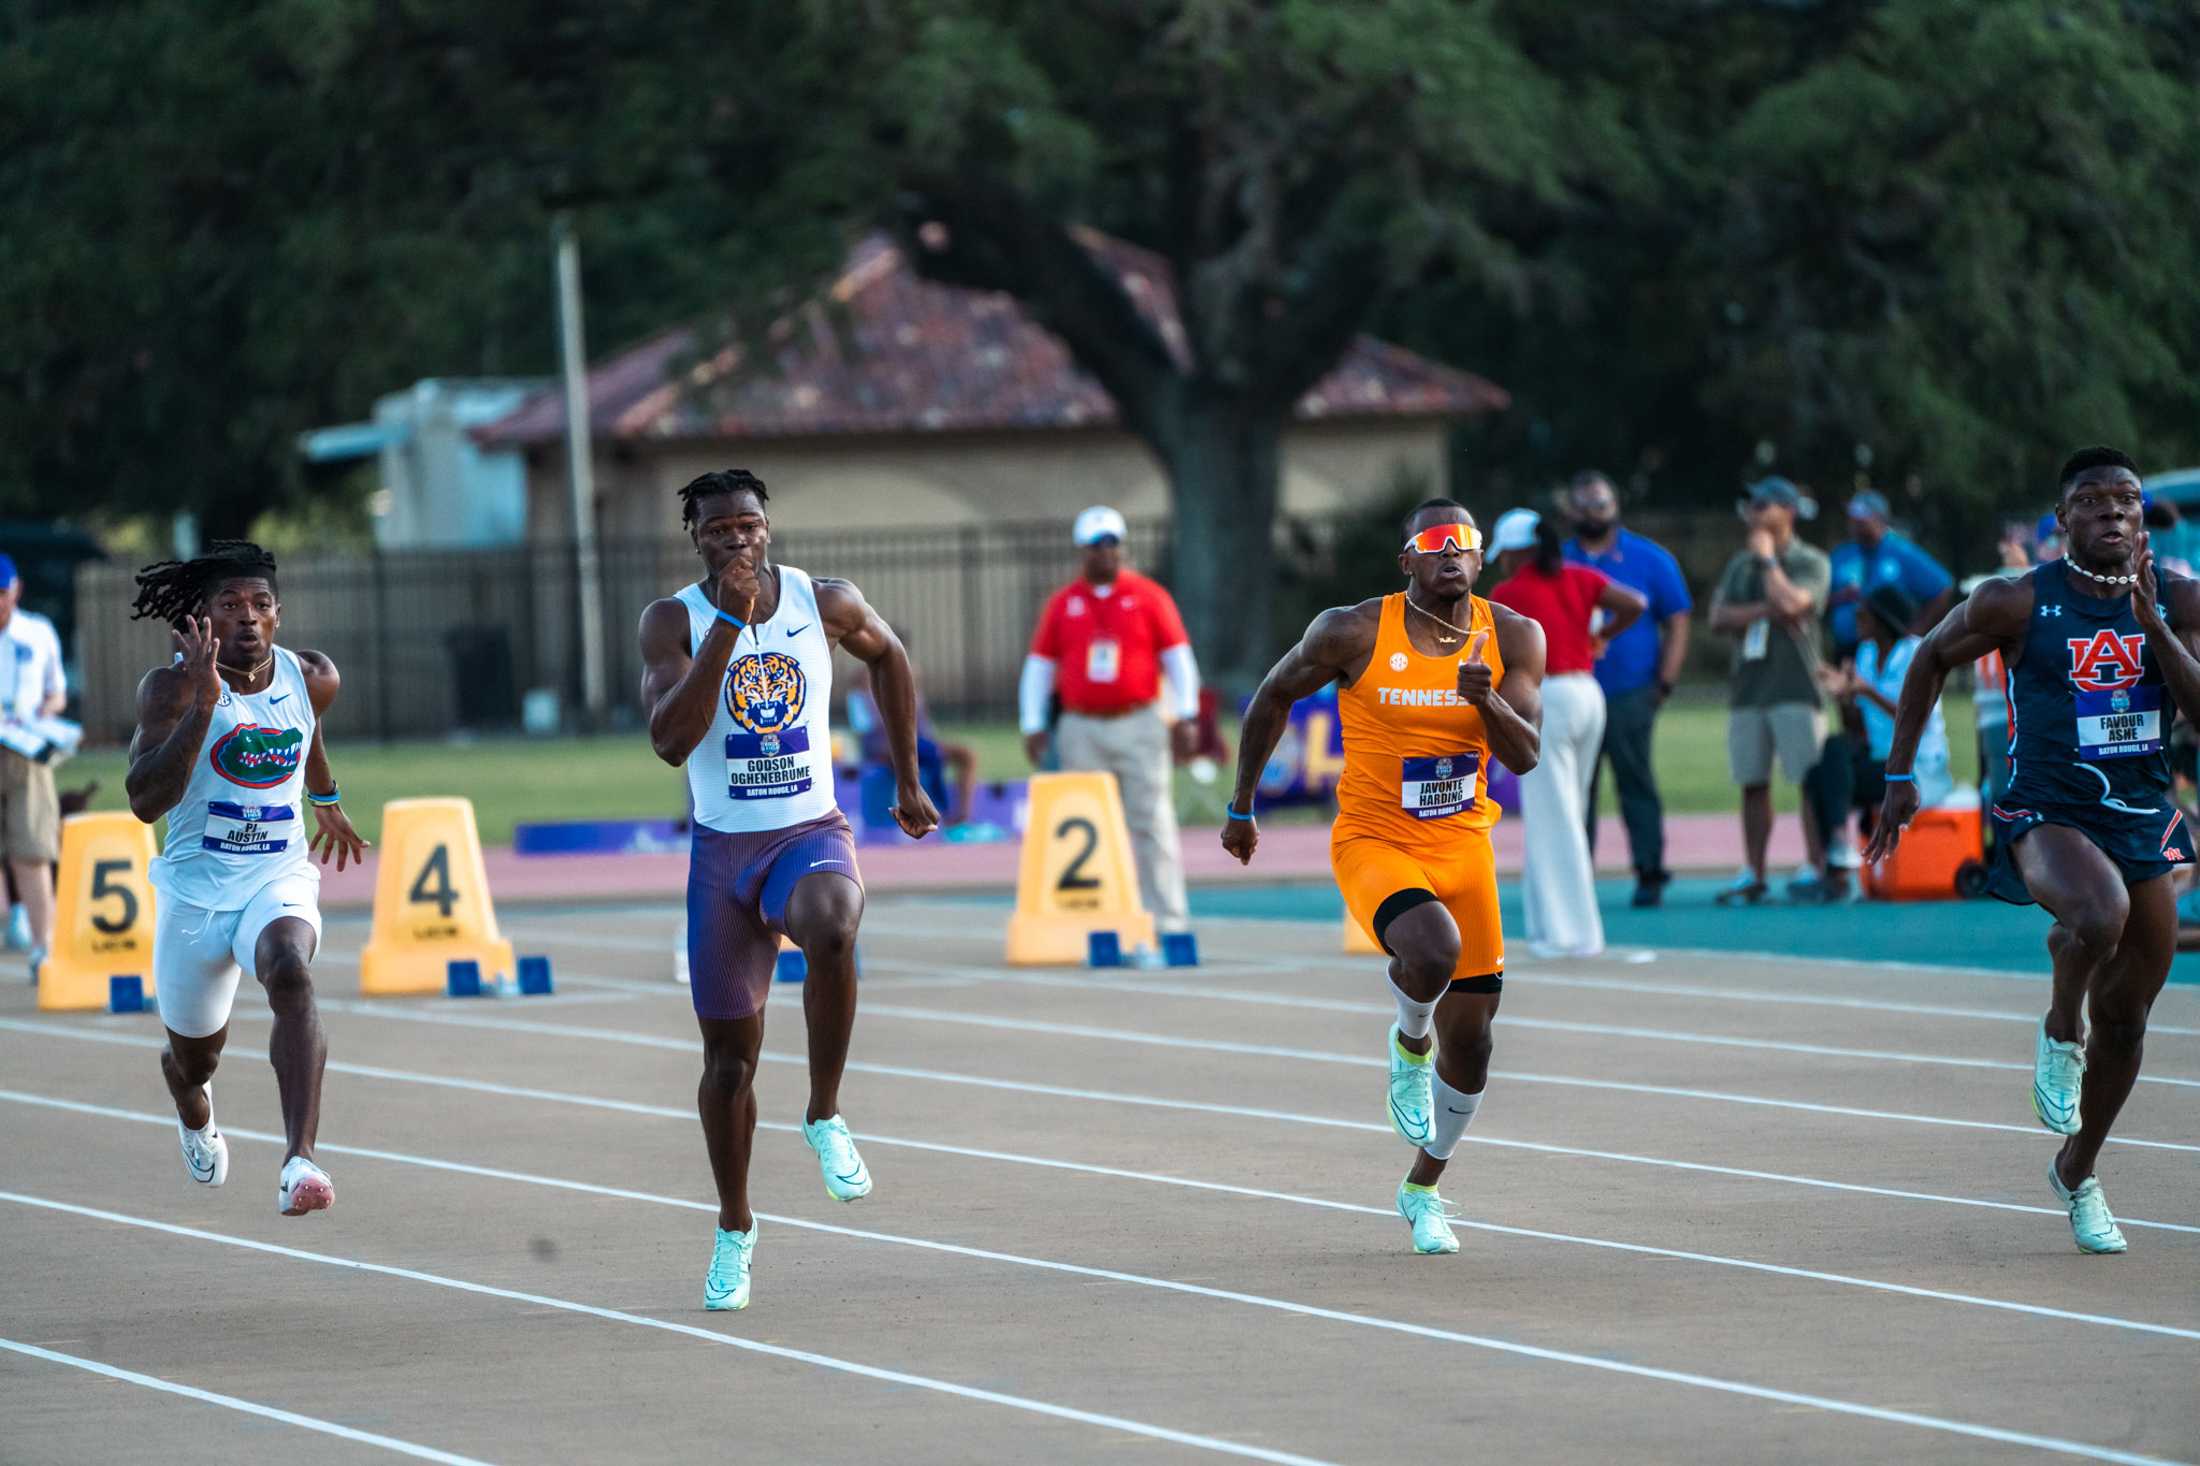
[679,468,769,526]
[130,541,279,628]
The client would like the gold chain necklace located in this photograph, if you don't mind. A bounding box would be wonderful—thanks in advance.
[1404,593,1472,645]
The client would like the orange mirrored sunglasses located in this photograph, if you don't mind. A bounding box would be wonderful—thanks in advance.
[1403,521,1483,555]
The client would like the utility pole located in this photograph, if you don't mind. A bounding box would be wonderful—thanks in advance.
[555,213,608,727]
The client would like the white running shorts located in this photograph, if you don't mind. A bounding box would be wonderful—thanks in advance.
[153,873,324,1039]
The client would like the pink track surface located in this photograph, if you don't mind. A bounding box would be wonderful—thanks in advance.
[313,812,1806,909]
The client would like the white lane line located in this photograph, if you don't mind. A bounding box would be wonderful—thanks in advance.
[845,1003,2200,1151]
[0,1192,1336,1466]
[13,1086,2200,1346]
[0,1336,494,1464]
[858,964,2200,1068]
[1,1191,2184,1466]
[9,1016,2195,1234]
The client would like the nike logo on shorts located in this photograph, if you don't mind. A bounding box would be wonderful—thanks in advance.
[809,860,842,868]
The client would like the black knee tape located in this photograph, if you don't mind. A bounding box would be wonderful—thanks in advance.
[1448,972,1503,995]
[1371,888,1442,955]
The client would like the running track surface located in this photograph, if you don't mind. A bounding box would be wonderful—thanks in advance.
[3,899,2197,1465]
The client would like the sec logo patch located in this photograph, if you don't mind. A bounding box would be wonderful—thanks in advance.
[1389,652,1409,672]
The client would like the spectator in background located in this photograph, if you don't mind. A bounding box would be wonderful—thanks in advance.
[848,646,976,827]
[0,555,66,979]
[2143,497,2197,579]
[1965,520,2036,814]
[1818,583,1953,853]
[1020,506,1201,943]
[1826,489,1954,654]
[1489,508,1645,957]
[1709,478,1832,906]
[1563,470,1693,908]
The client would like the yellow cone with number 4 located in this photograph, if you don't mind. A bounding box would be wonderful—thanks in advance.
[39,812,160,1011]
[360,797,513,996]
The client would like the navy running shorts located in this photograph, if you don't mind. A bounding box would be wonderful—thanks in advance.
[686,810,862,1021]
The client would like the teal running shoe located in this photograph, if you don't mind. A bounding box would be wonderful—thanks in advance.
[1387,1025,1433,1147]
[2048,1162,2126,1255]
[705,1223,756,1310]
[802,1114,873,1202]
[2031,1021,2084,1136]
[1396,1181,1459,1255]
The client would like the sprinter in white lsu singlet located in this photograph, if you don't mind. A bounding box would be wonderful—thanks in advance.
[125,542,370,1217]
[639,470,940,1312]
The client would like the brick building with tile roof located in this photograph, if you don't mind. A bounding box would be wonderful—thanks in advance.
[479,230,1507,541]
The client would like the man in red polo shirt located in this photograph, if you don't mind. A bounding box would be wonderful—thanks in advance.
[1020,506,1202,939]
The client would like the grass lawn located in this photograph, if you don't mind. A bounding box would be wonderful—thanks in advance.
[61,690,1981,846]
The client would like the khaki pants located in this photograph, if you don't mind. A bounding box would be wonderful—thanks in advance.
[0,752,58,863]
[1055,704,1189,929]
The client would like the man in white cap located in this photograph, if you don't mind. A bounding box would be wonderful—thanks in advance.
[1021,507,1201,942]
[0,554,66,979]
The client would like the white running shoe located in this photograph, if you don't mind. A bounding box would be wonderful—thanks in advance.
[705,1223,756,1311]
[1387,1025,1434,1147]
[802,1114,873,1201]
[2031,1020,2084,1136]
[1396,1182,1460,1255]
[277,1156,335,1216]
[177,1085,228,1187]
[2048,1161,2127,1254]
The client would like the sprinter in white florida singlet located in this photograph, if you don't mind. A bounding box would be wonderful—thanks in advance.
[126,542,369,1217]
[638,469,940,1312]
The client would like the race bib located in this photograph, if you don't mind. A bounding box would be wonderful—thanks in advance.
[200,801,295,856]
[725,726,814,801]
[1086,637,1122,684]
[1741,620,1769,662]
[2076,686,2162,759]
[1400,751,1481,821]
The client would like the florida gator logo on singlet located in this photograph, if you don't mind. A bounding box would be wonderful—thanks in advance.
[209,723,304,789]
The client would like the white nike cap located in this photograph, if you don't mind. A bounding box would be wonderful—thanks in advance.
[1073,505,1128,547]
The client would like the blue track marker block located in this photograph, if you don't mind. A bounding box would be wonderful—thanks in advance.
[108,975,146,1013]
[775,948,807,984]
[446,959,483,998]
[517,955,554,996]
[1087,931,1124,968]
[1162,932,1200,968]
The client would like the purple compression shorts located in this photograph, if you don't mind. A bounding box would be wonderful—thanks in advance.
[685,811,863,1020]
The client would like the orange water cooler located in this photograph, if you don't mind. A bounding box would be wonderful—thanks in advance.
[1863,800,1988,902]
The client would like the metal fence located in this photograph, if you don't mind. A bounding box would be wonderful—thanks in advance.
[66,505,1814,745]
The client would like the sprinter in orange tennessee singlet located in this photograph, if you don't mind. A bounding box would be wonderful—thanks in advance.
[1223,498,1547,1255]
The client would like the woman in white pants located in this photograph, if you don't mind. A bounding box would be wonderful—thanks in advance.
[1488,509,1647,957]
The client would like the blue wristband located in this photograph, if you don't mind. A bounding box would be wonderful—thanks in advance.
[714,606,746,632]
[1883,772,1914,784]
[1226,803,1255,821]
[306,787,341,806]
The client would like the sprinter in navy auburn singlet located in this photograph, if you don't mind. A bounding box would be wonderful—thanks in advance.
[1867,447,2200,1255]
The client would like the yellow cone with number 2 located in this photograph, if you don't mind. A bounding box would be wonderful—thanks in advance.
[360,797,514,996]
[1006,771,1155,965]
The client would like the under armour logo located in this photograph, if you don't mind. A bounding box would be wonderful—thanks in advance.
[2039,605,2063,618]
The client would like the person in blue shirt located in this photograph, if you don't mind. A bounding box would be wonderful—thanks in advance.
[1825,489,1954,656]
[1563,471,1693,907]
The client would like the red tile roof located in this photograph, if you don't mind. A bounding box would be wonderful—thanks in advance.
[478,231,1507,446]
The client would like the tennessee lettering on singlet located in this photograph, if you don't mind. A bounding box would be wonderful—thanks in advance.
[1376,686,1476,708]
[1332,593,1504,841]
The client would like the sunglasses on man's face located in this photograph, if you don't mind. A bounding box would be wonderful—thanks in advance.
[1403,522,1483,555]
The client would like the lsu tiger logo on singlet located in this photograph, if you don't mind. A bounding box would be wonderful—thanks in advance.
[727,651,807,733]
[209,723,305,789]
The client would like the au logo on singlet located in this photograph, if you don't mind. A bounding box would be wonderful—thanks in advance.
[2065,629,2146,693]
[726,652,807,734]
[209,724,304,789]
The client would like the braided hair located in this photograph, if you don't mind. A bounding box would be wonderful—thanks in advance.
[678,468,769,527]
[130,541,279,628]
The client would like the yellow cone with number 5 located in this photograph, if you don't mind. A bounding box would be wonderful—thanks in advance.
[40,812,160,1011]
[360,797,513,996]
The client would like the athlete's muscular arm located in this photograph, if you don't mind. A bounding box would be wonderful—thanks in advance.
[1221,603,1378,865]
[2132,541,2200,730]
[640,598,739,767]
[817,577,939,840]
[296,650,369,871]
[1865,577,2032,861]
[1469,604,1546,776]
[125,617,222,823]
